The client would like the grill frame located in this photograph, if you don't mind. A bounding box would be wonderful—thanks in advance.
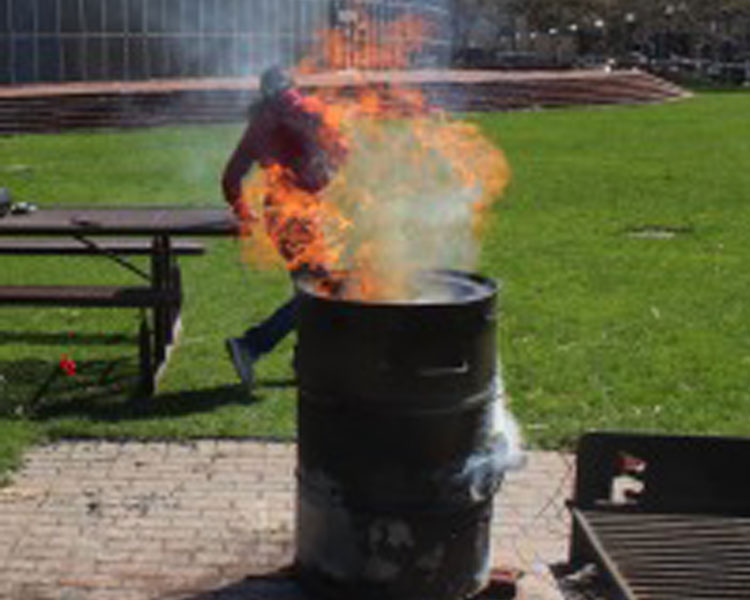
[568,432,750,600]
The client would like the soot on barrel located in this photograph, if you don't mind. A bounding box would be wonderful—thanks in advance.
[295,270,506,600]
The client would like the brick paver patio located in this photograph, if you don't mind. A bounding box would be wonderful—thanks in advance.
[0,441,573,600]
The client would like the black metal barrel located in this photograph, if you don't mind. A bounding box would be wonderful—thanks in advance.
[295,270,504,600]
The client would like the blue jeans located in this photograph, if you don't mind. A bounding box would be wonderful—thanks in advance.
[242,267,312,357]
[242,293,300,356]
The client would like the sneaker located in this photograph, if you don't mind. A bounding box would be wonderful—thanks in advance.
[225,337,259,389]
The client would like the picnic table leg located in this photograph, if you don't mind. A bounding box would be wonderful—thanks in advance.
[151,235,171,386]
[138,313,155,396]
[168,261,182,344]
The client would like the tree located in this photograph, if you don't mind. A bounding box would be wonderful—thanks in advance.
[449,0,516,58]
[507,0,750,60]
[451,0,750,63]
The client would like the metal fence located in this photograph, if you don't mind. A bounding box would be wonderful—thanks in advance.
[0,0,452,84]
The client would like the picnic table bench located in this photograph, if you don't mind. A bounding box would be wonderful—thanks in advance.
[0,207,238,396]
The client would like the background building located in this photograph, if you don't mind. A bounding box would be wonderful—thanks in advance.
[0,0,452,84]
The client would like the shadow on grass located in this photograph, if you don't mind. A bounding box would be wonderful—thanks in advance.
[1,356,280,423]
[0,330,136,346]
[32,381,256,423]
[1,339,297,425]
[0,355,140,418]
[0,357,56,417]
[0,330,140,417]
[259,377,297,389]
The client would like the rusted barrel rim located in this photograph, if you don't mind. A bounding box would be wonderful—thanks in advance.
[297,268,498,307]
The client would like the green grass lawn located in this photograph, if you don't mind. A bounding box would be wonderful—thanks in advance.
[1,91,749,478]
[474,92,750,447]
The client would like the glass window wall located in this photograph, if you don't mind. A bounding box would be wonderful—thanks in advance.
[0,0,451,83]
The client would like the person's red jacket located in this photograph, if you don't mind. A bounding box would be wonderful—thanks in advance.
[222,88,345,213]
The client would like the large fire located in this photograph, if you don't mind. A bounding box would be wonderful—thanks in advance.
[238,15,510,302]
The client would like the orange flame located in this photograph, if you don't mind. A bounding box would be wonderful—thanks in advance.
[298,15,431,72]
[238,14,510,301]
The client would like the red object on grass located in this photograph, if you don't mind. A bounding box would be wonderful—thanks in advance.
[59,355,77,376]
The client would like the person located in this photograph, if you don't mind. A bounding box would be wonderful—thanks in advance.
[221,66,347,389]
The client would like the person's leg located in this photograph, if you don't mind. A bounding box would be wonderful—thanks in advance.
[241,292,300,355]
[227,186,320,388]
[226,275,301,389]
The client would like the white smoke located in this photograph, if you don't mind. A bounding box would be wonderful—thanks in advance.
[320,107,509,301]
[492,366,525,471]
[338,122,477,262]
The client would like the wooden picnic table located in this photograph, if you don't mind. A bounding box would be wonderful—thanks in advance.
[0,207,237,236]
[0,206,239,396]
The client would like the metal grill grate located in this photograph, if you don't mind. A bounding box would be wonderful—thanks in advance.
[568,433,750,600]
[573,509,750,599]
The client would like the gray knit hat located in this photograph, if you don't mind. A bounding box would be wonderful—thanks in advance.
[260,66,295,99]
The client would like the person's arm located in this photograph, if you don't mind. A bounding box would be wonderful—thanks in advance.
[221,125,257,217]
